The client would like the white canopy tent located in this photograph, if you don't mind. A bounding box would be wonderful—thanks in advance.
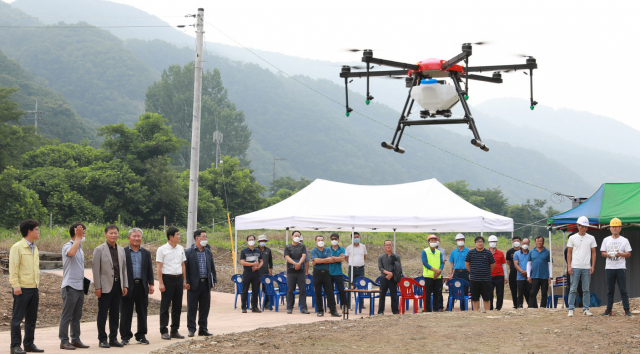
[234,178,513,273]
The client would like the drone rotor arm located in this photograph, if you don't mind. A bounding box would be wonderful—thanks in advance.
[465,74,503,84]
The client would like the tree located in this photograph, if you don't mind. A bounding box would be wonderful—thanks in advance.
[195,156,266,217]
[507,199,549,238]
[0,167,47,227]
[268,176,311,197]
[444,180,509,215]
[145,63,252,170]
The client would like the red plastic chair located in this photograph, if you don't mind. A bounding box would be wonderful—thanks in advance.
[398,277,424,314]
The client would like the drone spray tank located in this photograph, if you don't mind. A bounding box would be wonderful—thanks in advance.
[410,79,459,117]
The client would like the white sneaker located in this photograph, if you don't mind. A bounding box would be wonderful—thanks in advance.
[583,309,593,316]
[568,310,574,317]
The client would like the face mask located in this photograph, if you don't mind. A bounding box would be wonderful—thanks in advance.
[522,244,529,250]
[457,241,465,247]
[429,242,438,248]
[299,238,304,243]
[331,240,338,246]
[293,237,301,243]
[513,242,521,248]
[317,241,325,248]
[354,238,360,244]
[81,236,86,243]
[200,240,208,247]
[489,242,497,248]
[436,241,440,247]
[259,242,266,247]
[248,240,255,246]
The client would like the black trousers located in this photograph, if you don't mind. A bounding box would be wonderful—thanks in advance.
[489,276,504,310]
[516,280,531,308]
[331,275,347,307]
[424,278,443,312]
[378,276,399,314]
[241,270,260,310]
[286,272,307,311]
[97,281,122,342]
[187,280,211,332]
[528,278,549,308]
[606,269,630,310]
[120,281,148,341]
[11,288,38,348]
[313,270,336,313]
[160,275,183,334]
[508,270,518,308]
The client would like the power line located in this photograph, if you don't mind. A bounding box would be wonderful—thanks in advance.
[202,20,560,196]
[0,25,175,28]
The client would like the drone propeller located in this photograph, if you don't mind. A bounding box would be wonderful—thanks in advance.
[382,76,405,80]
[472,41,490,45]
[338,64,365,70]
[516,54,536,59]
[345,48,375,52]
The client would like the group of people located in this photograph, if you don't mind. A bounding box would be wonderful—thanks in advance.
[8,215,632,353]
[8,220,217,354]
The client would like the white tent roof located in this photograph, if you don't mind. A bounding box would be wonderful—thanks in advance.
[235,179,513,232]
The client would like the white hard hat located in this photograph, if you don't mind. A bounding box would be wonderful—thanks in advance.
[488,235,498,242]
[455,233,465,240]
[576,216,590,227]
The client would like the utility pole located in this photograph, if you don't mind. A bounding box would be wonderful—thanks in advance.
[25,98,47,133]
[273,150,286,180]
[186,8,204,248]
[213,127,223,169]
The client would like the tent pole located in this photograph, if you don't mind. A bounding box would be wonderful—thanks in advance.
[393,228,397,253]
[234,228,238,274]
[562,230,566,309]
[350,227,355,310]
[511,231,514,240]
[549,228,554,307]
[286,227,289,246]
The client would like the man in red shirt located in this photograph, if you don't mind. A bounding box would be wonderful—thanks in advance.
[488,235,508,310]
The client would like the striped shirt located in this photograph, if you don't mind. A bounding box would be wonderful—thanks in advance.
[465,248,495,282]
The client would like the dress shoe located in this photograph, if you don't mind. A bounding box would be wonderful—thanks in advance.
[161,333,171,340]
[24,344,44,352]
[71,341,90,349]
[60,342,77,350]
[251,307,262,313]
[331,312,341,317]
[10,347,26,354]
[99,341,110,348]
[300,309,310,314]
[108,341,124,348]
[188,330,195,338]
[317,312,324,317]
[287,309,293,314]
[198,330,213,337]
[136,338,149,345]
[241,308,247,313]
[170,332,185,339]
[121,339,129,346]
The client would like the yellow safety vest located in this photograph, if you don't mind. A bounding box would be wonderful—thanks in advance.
[423,248,441,279]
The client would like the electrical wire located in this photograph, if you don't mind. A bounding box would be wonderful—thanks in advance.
[0,25,174,28]
[202,20,561,196]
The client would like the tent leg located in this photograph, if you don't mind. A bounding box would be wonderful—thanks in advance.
[549,228,554,307]
[234,229,238,274]
[350,227,355,310]
[393,228,397,254]
[562,230,566,309]
[286,228,289,246]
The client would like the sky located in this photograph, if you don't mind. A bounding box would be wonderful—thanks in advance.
[5,0,640,131]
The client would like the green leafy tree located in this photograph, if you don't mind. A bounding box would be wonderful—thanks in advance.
[444,180,509,215]
[268,176,311,197]
[145,63,251,169]
[0,167,47,227]
[507,199,548,238]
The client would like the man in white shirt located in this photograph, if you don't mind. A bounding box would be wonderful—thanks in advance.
[345,232,367,308]
[566,216,597,317]
[600,218,632,317]
[156,227,188,340]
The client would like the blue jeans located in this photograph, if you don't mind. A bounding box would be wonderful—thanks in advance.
[568,268,590,310]
[606,269,629,310]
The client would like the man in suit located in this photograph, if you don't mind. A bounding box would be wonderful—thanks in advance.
[185,230,217,337]
[92,224,128,348]
[120,228,154,345]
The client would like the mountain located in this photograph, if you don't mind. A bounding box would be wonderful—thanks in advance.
[0,49,96,143]
[0,2,157,126]
[3,0,599,207]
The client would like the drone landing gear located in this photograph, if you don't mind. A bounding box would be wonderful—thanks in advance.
[382,73,489,153]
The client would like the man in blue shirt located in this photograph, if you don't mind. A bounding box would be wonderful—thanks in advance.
[527,236,552,308]
[310,236,340,317]
[512,238,531,308]
[328,234,346,308]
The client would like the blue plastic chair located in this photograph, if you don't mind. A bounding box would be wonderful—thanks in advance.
[305,275,318,312]
[446,278,470,311]
[260,275,283,312]
[413,276,426,310]
[231,274,257,309]
[547,276,566,308]
[353,277,377,316]
[274,274,288,306]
